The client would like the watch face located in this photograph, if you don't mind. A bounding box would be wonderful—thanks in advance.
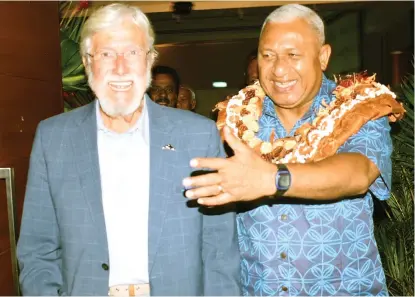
[278,173,291,190]
[279,173,290,189]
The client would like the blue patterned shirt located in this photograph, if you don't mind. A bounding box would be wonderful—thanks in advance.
[237,75,392,296]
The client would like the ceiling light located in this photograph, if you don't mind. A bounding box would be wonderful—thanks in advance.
[212,81,227,88]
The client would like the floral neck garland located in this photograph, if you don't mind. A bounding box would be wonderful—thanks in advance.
[214,73,406,164]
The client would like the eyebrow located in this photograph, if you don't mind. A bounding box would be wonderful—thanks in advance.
[260,47,301,53]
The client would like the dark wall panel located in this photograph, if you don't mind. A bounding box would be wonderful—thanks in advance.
[0,2,63,295]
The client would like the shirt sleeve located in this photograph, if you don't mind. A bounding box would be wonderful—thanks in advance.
[337,116,393,200]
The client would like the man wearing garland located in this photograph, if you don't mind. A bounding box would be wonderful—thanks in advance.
[183,4,399,296]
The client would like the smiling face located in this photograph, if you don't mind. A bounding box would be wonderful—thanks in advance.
[149,73,178,107]
[258,18,331,111]
[84,19,151,117]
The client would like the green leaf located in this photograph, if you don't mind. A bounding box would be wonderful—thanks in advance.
[60,2,93,108]
[62,74,86,85]
[63,84,88,92]
[61,37,84,77]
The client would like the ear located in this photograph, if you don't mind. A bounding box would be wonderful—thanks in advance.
[82,56,88,68]
[147,54,155,67]
[319,44,331,71]
[191,99,196,110]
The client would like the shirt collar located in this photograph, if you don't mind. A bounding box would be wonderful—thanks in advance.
[95,98,149,143]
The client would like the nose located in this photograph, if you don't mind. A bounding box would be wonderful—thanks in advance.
[114,54,127,75]
[159,89,167,97]
[272,56,289,77]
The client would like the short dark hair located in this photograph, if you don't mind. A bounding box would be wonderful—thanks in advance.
[151,65,181,94]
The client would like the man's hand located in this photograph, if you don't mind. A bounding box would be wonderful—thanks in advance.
[182,126,277,206]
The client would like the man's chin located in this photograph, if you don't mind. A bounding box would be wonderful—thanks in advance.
[99,99,142,117]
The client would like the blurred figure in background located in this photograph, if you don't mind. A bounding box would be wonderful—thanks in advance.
[211,48,260,121]
[177,85,196,111]
[149,65,180,107]
[244,48,259,86]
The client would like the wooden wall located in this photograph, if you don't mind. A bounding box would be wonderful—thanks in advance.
[0,2,63,295]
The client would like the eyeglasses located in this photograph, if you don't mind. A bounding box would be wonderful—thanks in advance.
[149,86,175,94]
[87,48,150,62]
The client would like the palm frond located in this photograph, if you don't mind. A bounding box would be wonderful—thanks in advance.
[376,68,414,296]
[391,73,414,170]
[59,1,93,110]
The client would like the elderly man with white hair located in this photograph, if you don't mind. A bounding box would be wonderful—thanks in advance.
[184,4,393,296]
[16,3,240,296]
[177,85,196,111]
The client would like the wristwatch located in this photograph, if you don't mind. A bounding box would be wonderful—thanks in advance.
[275,164,291,196]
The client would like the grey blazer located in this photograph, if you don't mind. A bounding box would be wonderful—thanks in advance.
[17,97,241,296]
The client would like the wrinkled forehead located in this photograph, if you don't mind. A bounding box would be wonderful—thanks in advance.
[259,19,320,50]
[91,20,148,50]
[179,87,192,97]
[152,73,176,86]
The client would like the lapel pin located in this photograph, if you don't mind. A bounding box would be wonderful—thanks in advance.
[162,144,175,151]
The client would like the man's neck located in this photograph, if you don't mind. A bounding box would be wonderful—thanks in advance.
[100,105,143,134]
[275,100,313,134]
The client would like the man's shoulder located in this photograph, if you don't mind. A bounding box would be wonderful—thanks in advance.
[162,106,217,130]
[38,102,94,131]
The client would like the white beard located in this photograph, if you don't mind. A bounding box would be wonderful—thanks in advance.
[87,65,152,117]
[98,93,141,117]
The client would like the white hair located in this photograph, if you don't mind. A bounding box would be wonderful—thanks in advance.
[180,85,196,101]
[80,3,157,117]
[261,4,325,46]
[80,3,158,64]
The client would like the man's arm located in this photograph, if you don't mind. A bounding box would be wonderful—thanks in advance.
[279,152,379,199]
[183,117,392,205]
[201,122,241,296]
[278,116,392,199]
[337,116,393,200]
[17,122,63,295]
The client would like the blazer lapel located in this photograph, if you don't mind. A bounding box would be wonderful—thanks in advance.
[146,97,175,274]
[69,97,178,272]
[70,101,108,252]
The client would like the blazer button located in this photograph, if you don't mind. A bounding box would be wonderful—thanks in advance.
[101,263,109,271]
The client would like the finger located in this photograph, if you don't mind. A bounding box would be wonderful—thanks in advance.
[197,192,234,206]
[184,184,224,200]
[189,157,227,170]
[182,172,221,191]
[223,126,249,154]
